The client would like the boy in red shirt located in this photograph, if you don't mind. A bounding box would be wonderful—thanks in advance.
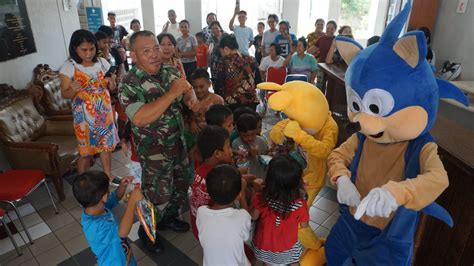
[190,125,234,239]
[195,32,208,70]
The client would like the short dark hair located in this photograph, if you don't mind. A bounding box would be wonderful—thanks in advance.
[191,68,210,81]
[72,170,109,208]
[179,19,190,26]
[129,30,156,50]
[366,35,380,47]
[279,20,290,29]
[270,42,281,55]
[206,165,241,205]
[267,14,279,23]
[198,125,230,160]
[210,21,223,31]
[68,29,98,64]
[94,31,108,42]
[263,155,303,218]
[236,113,257,133]
[195,31,205,40]
[130,19,141,29]
[298,36,307,49]
[233,106,258,124]
[338,25,351,35]
[327,20,337,30]
[258,22,265,28]
[238,10,247,16]
[205,104,233,127]
[219,34,239,50]
[206,12,217,20]
[107,11,116,17]
[97,25,113,37]
[315,18,325,25]
[157,32,177,46]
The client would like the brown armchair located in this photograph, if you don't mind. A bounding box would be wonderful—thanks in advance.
[31,64,71,116]
[0,84,77,201]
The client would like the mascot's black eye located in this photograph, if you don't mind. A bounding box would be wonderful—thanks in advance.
[369,104,379,114]
[352,102,360,111]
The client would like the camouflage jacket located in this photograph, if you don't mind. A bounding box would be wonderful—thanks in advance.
[119,65,186,158]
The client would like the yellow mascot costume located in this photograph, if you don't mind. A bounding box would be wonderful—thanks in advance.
[257,81,338,265]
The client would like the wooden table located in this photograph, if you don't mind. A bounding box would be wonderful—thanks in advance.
[318,63,349,146]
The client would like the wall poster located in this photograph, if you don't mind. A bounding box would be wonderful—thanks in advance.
[0,0,36,62]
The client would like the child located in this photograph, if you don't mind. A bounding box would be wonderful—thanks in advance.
[250,155,309,265]
[231,107,263,144]
[72,171,143,266]
[205,104,234,134]
[190,69,224,134]
[176,19,197,83]
[232,114,268,177]
[190,125,234,240]
[197,165,251,265]
[195,32,208,70]
[120,121,141,184]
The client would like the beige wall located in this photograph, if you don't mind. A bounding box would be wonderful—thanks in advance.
[432,0,474,80]
[0,0,80,89]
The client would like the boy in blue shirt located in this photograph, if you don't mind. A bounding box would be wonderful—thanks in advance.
[73,171,143,266]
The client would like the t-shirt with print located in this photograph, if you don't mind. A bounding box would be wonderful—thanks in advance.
[81,190,136,266]
[190,164,214,239]
[177,35,197,63]
[60,58,110,79]
[232,25,253,55]
[274,33,297,58]
[259,55,285,72]
[196,43,208,68]
[111,25,128,48]
[197,206,251,266]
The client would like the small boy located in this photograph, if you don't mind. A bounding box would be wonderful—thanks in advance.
[197,165,251,265]
[72,171,143,266]
[232,114,269,177]
[205,104,234,134]
[195,32,208,70]
[231,107,263,144]
[190,125,234,240]
[190,69,224,134]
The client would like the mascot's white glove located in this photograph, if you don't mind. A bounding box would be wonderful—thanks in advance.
[336,175,361,207]
[354,187,399,220]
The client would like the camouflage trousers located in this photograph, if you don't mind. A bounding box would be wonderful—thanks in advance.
[140,140,192,223]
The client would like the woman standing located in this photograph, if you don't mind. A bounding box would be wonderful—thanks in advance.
[261,14,279,58]
[214,34,260,111]
[59,29,119,182]
[157,32,187,79]
[208,21,228,82]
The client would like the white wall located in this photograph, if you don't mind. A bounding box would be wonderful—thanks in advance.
[0,0,80,89]
[432,0,474,80]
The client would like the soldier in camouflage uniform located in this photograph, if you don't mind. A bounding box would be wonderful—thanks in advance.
[119,31,199,252]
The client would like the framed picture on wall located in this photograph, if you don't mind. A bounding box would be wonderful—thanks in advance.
[0,0,37,62]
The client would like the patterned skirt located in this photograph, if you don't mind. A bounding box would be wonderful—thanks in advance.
[72,89,119,156]
[251,240,303,264]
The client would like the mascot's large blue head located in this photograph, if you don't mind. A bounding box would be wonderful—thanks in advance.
[336,0,468,143]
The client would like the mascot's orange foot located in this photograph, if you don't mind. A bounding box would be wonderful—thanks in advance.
[301,246,326,266]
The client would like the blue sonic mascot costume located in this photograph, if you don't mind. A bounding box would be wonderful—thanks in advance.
[325,1,468,265]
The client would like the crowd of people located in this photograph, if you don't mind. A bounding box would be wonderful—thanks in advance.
[59,8,399,266]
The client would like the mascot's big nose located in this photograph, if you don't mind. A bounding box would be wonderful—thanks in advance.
[351,113,386,136]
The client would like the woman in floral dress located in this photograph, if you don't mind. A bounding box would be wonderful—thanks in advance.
[59,29,119,181]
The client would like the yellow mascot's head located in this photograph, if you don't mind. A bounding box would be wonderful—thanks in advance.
[257,81,330,133]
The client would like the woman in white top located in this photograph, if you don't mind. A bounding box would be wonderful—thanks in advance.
[259,43,285,81]
[59,29,119,181]
[261,14,280,58]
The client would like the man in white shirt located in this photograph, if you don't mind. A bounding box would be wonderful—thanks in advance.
[228,9,253,55]
[162,9,181,39]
